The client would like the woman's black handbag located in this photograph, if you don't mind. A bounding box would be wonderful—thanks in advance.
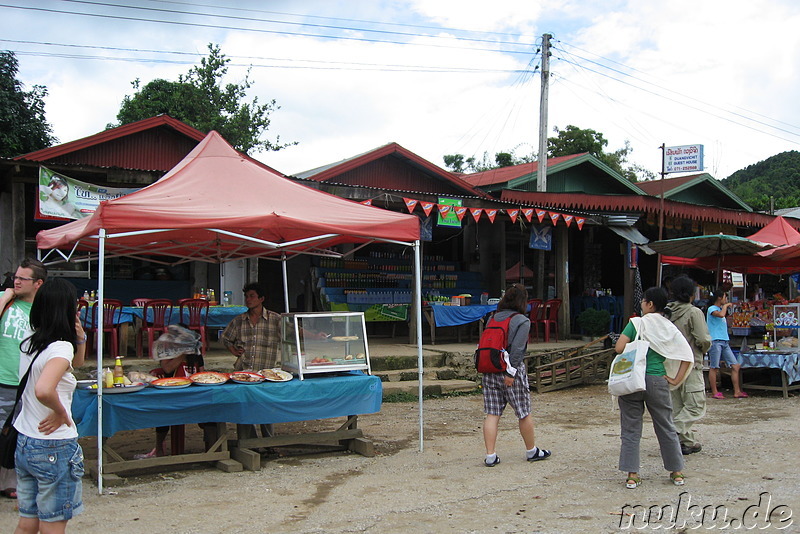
[0,351,42,469]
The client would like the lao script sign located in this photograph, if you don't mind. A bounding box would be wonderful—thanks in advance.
[664,144,704,173]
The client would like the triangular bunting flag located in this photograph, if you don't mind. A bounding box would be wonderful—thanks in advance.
[576,217,586,230]
[470,208,483,222]
[522,208,534,222]
[454,206,468,221]
[563,214,573,227]
[421,202,435,216]
[437,204,452,217]
[549,212,561,225]
[486,209,498,223]
[360,199,373,206]
[403,198,418,213]
[536,209,547,223]
[507,209,519,224]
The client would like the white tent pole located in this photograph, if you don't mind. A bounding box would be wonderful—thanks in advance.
[96,228,106,494]
[281,253,290,313]
[413,240,424,452]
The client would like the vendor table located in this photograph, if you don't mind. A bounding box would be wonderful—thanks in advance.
[72,372,383,475]
[422,304,497,345]
[738,350,800,398]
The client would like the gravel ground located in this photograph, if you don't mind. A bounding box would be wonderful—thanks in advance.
[2,384,799,533]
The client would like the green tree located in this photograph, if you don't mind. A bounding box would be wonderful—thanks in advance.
[722,151,800,211]
[114,44,293,154]
[443,147,533,173]
[0,51,56,157]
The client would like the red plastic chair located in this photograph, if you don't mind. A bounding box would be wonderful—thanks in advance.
[180,299,210,355]
[527,299,543,342]
[537,299,562,342]
[86,299,124,356]
[132,298,151,307]
[136,299,173,358]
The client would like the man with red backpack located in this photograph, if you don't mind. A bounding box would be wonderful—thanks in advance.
[478,284,551,467]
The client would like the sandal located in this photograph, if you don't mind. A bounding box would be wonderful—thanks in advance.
[0,489,17,499]
[734,392,749,398]
[712,392,725,399]
[670,472,685,486]
[625,476,641,489]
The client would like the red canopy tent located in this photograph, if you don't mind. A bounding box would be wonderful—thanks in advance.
[505,261,534,281]
[37,132,427,489]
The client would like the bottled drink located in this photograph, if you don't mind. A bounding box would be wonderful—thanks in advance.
[763,334,770,350]
[113,356,125,385]
[82,290,90,301]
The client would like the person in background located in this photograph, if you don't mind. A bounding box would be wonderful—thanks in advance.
[481,284,551,467]
[667,276,712,455]
[0,258,47,500]
[14,278,86,533]
[614,286,693,489]
[222,283,280,372]
[706,288,747,399]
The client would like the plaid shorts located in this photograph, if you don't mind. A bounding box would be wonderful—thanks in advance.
[482,365,532,419]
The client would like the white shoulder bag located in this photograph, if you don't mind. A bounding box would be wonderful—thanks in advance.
[607,318,648,396]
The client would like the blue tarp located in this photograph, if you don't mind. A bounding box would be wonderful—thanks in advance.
[430,304,497,327]
[72,372,383,438]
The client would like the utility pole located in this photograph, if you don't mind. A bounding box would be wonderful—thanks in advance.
[537,33,552,192]
[656,143,666,286]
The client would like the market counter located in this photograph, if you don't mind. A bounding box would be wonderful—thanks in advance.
[738,350,800,398]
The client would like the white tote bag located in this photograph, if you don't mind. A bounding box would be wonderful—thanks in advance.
[607,322,648,396]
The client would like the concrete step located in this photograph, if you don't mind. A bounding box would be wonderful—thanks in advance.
[369,352,446,372]
[381,379,479,398]
[374,367,461,382]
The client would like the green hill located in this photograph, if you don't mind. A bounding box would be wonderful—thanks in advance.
[721,151,800,211]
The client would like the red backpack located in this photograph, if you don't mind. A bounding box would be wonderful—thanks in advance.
[474,312,519,374]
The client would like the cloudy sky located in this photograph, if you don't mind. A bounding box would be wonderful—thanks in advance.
[4,0,800,180]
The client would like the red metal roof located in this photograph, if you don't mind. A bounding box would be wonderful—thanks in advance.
[295,142,491,199]
[635,174,704,195]
[13,115,207,172]
[461,154,587,187]
[500,190,787,229]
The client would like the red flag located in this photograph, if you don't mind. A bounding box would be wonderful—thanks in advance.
[576,217,586,230]
[536,209,547,222]
[507,209,519,224]
[421,202,435,216]
[522,208,534,222]
[549,212,561,225]
[486,209,498,223]
[437,204,452,217]
[403,198,418,213]
[454,206,468,221]
[360,199,373,206]
[470,208,483,222]
[563,214,573,227]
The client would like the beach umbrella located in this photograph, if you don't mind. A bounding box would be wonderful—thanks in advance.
[649,233,774,258]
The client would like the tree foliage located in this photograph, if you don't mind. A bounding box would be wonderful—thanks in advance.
[0,51,56,157]
[721,151,800,211]
[114,44,293,154]
[443,147,533,173]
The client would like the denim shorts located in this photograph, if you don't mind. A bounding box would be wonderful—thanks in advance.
[15,434,84,522]
[708,340,739,369]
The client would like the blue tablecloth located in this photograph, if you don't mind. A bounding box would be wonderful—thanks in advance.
[72,372,382,438]
[739,351,800,384]
[81,306,247,329]
[429,304,497,327]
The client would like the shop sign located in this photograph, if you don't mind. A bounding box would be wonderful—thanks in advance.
[664,144,704,173]
[529,224,552,251]
[437,197,462,227]
[37,166,139,221]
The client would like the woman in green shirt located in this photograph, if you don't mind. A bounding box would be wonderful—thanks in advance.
[614,286,692,489]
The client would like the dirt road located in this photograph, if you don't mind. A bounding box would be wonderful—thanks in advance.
[2,384,798,533]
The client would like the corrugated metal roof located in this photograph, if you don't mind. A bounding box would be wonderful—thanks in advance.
[636,173,751,211]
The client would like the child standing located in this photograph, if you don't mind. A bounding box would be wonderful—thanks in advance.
[706,289,747,399]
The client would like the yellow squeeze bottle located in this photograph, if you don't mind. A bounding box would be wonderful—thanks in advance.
[113,357,125,385]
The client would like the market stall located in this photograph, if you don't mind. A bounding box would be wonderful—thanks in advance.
[37,131,424,492]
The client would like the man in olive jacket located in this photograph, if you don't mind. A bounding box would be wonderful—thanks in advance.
[666,276,712,455]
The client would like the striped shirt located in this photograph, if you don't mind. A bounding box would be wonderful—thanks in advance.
[221,307,281,370]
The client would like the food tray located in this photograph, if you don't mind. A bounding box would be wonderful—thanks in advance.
[151,377,192,389]
[229,371,266,384]
[189,371,229,385]
[84,383,146,394]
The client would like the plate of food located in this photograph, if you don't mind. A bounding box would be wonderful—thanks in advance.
[229,371,266,384]
[307,357,336,366]
[331,335,359,342]
[258,368,293,382]
[151,377,193,389]
[189,371,229,385]
[82,382,146,394]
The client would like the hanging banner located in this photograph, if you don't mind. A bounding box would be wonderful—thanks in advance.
[403,197,418,213]
[536,209,547,223]
[453,206,468,221]
[436,197,462,228]
[360,199,373,206]
[470,208,483,222]
[576,217,586,230]
[563,214,574,227]
[549,212,561,225]
[420,215,433,241]
[421,201,435,216]
[485,209,498,223]
[529,224,553,251]
[522,208,534,222]
[37,166,139,221]
[507,209,519,224]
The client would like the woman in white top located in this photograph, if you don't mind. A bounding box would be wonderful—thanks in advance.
[14,278,86,534]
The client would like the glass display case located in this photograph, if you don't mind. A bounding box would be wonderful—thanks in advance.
[280,311,371,380]
[770,304,800,352]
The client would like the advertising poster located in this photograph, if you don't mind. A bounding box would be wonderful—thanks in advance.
[529,224,552,251]
[437,197,462,228]
[37,166,139,221]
